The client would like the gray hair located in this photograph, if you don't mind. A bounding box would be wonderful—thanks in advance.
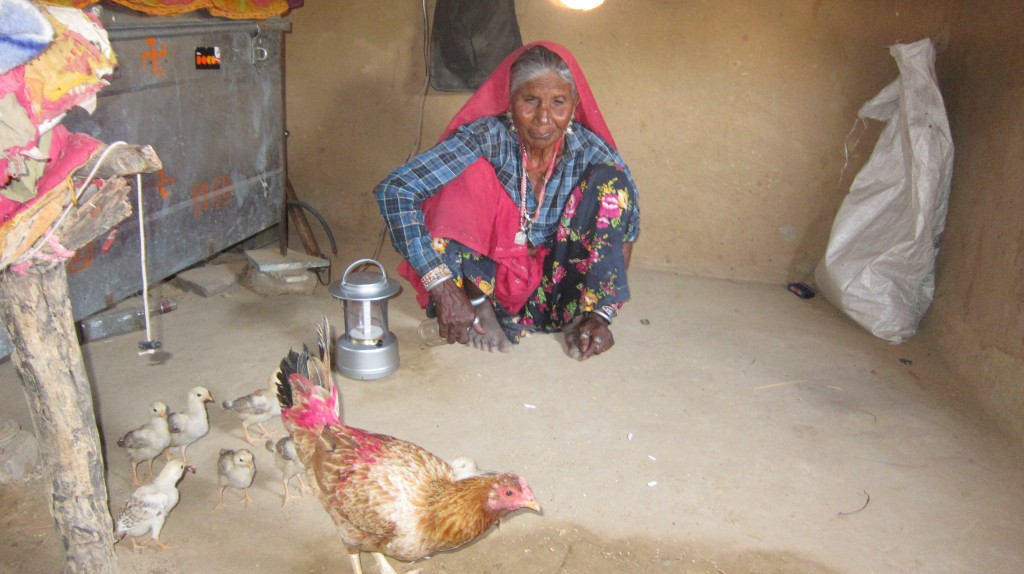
[509,46,577,99]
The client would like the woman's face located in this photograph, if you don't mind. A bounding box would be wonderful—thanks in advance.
[510,72,578,153]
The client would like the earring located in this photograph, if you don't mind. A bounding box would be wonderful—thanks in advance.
[505,110,517,133]
[565,108,578,135]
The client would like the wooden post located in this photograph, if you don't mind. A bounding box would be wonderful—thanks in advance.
[0,265,117,573]
[285,178,323,258]
[0,144,161,573]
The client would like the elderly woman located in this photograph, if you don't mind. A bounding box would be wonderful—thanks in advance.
[375,41,640,360]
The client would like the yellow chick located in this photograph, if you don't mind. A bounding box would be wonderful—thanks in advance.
[222,376,281,444]
[117,401,171,486]
[215,448,256,509]
[167,386,214,464]
[265,436,307,506]
[114,460,195,552]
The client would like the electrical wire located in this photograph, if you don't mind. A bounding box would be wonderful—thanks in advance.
[839,117,867,184]
[13,140,161,354]
[286,198,337,285]
[372,0,432,262]
[17,141,127,265]
[136,172,159,355]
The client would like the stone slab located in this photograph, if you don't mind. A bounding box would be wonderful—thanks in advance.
[175,262,247,297]
[244,247,330,272]
[248,268,317,296]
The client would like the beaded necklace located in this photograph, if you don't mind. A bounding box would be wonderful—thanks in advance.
[514,136,562,246]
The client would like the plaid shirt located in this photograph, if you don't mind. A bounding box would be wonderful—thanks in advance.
[375,115,640,275]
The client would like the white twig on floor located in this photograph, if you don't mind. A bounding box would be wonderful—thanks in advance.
[838,490,871,516]
[752,379,808,391]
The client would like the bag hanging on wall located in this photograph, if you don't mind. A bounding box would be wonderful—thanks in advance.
[815,38,954,343]
[429,0,523,92]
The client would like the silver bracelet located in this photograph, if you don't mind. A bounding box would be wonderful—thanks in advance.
[590,307,613,325]
[591,304,618,324]
[424,273,453,291]
[421,264,453,291]
[469,295,488,306]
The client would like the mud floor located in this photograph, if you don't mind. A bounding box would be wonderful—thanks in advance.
[1,476,837,574]
[0,263,1022,573]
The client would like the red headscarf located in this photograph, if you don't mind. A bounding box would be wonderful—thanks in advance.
[440,41,615,146]
[399,41,617,313]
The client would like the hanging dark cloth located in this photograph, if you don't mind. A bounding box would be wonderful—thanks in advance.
[429,0,523,92]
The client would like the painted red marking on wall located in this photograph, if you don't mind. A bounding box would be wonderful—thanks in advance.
[192,182,209,217]
[67,242,96,275]
[156,169,174,199]
[141,38,167,76]
[192,175,235,217]
[101,228,118,254]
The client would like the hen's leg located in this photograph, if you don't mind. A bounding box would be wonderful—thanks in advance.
[347,551,364,574]
[256,423,277,441]
[370,552,399,574]
[152,538,174,551]
[130,461,142,486]
[214,486,229,509]
[242,423,253,444]
[242,487,254,507]
[148,518,171,551]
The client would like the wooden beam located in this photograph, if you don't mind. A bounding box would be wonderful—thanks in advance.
[285,178,323,258]
[73,144,161,180]
[0,265,117,573]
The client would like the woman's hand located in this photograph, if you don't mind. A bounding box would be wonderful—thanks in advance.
[431,279,484,344]
[571,313,614,360]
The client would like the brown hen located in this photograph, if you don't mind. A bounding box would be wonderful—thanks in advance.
[275,318,539,574]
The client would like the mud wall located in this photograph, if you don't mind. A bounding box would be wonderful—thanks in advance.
[284,1,1024,444]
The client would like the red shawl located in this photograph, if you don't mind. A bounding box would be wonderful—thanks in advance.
[399,41,617,313]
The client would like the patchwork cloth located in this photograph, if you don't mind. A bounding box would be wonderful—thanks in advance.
[45,0,296,19]
[1,4,110,219]
[0,0,53,75]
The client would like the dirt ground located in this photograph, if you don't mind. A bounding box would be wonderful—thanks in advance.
[1,260,1022,573]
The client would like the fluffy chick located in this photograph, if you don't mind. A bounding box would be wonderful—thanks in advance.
[167,386,213,464]
[114,459,195,552]
[215,448,256,509]
[265,436,307,506]
[449,456,491,481]
[222,379,281,444]
[117,401,171,486]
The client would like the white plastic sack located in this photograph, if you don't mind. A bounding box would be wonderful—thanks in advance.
[815,39,954,343]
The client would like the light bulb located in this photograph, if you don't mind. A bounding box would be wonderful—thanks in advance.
[561,0,605,10]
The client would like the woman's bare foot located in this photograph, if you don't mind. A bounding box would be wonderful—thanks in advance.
[468,300,513,353]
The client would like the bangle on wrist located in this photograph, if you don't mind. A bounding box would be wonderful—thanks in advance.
[590,304,618,325]
[421,263,453,291]
[469,295,488,307]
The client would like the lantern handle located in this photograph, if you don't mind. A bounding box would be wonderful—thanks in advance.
[341,258,387,286]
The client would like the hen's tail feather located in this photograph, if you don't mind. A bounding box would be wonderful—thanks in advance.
[310,317,341,420]
[276,346,309,411]
[310,317,331,391]
[317,315,330,370]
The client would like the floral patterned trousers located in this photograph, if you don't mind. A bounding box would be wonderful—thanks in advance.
[434,162,636,342]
